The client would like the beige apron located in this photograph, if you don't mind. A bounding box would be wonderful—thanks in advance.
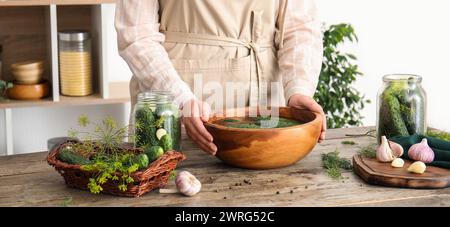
[130,0,288,112]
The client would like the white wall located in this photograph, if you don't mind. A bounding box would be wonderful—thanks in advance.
[2,1,450,155]
[102,0,450,130]
[102,0,450,131]
[316,0,450,130]
[103,4,132,82]
[0,110,5,155]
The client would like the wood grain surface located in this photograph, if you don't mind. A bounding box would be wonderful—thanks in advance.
[1,127,449,207]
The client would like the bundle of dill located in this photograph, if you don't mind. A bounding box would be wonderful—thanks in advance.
[321,151,352,180]
[358,144,377,159]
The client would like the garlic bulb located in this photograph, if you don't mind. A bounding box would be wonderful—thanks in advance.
[391,158,405,168]
[175,171,201,197]
[408,138,435,163]
[408,161,427,174]
[376,136,404,163]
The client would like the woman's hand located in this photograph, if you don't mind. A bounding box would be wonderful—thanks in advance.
[182,99,217,155]
[288,94,327,143]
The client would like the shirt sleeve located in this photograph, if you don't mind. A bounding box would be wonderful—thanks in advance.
[277,0,323,102]
[115,0,195,107]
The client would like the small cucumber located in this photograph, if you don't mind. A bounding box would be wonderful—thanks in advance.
[145,146,164,162]
[58,149,91,165]
[159,134,173,152]
[131,154,149,170]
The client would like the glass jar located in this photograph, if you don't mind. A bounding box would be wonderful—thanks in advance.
[376,74,427,142]
[58,30,92,96]
[133,91,181,151]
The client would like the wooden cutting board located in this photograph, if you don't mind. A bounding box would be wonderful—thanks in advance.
[353,155,450,189]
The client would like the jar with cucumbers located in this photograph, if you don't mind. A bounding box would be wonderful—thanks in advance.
[376,74,427,142]
[133,92,181,156]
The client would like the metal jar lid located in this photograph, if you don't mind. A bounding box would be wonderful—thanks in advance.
[58,30,90,42]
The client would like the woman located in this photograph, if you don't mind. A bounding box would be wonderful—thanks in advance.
[115,0,325,155]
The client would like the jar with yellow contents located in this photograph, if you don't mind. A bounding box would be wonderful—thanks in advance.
[58,30,93,96]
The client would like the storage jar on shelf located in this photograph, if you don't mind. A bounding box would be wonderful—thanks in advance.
[58,30,92,96]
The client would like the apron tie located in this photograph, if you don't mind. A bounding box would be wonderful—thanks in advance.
[246,41,265,106]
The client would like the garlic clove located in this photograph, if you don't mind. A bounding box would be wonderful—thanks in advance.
[407,161,427,174]
[408,138,435,163]
[391,158,405,168]
[376,136,396,163]
[156,128,167,140]
[175,171,202,197]
[388,141,404,158]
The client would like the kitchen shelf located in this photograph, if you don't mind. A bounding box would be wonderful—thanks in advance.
[0,6,53,87]
[0,1,129,156]
[0,82,130,109]
[0,2,125,106]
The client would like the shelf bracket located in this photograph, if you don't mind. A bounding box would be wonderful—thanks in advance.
[4,108,13,156]
[49,4,60,102]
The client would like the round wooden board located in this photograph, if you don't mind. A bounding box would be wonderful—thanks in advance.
[353,155,450,189]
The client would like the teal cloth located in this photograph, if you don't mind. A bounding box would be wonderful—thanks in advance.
[391,135,450,169]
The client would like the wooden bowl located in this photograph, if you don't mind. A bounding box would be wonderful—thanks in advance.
[204,107,322,169]
[7,80,50,100]
[12,68,44,84]
[11,60,44,71]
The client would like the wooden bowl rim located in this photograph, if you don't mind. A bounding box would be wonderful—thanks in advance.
[12,79,49,86]
[204,107,321,132]
[11,60,44,69]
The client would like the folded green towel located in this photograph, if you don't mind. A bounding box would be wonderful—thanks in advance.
[391,135,450,169]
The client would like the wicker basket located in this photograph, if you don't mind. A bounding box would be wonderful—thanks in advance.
[47,142,186,197]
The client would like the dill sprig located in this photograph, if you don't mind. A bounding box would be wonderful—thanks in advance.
[427,129,450,142]
[66,115,140,194]
[322,150,352,180]
[341,140,357,145]
[169,170,178,180]
[358,144,377,159]
[60,197,73,207]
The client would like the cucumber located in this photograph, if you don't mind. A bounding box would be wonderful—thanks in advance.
[380,90,409,138]
[159,134,173,152]
[135,105,158,148]
[131,154,149,170]
[156,103,181,151]
[145,146,164,162]
[58,149,91,165]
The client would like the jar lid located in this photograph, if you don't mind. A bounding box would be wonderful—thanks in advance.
[58,30,90,42]
[383,74,422,83]
[137,91,174,103]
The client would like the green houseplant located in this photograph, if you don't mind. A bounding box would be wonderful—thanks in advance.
[315,23,370,129]
[0,80,13,100]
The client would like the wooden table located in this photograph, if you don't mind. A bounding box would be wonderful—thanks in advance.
[1,127,449,207]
